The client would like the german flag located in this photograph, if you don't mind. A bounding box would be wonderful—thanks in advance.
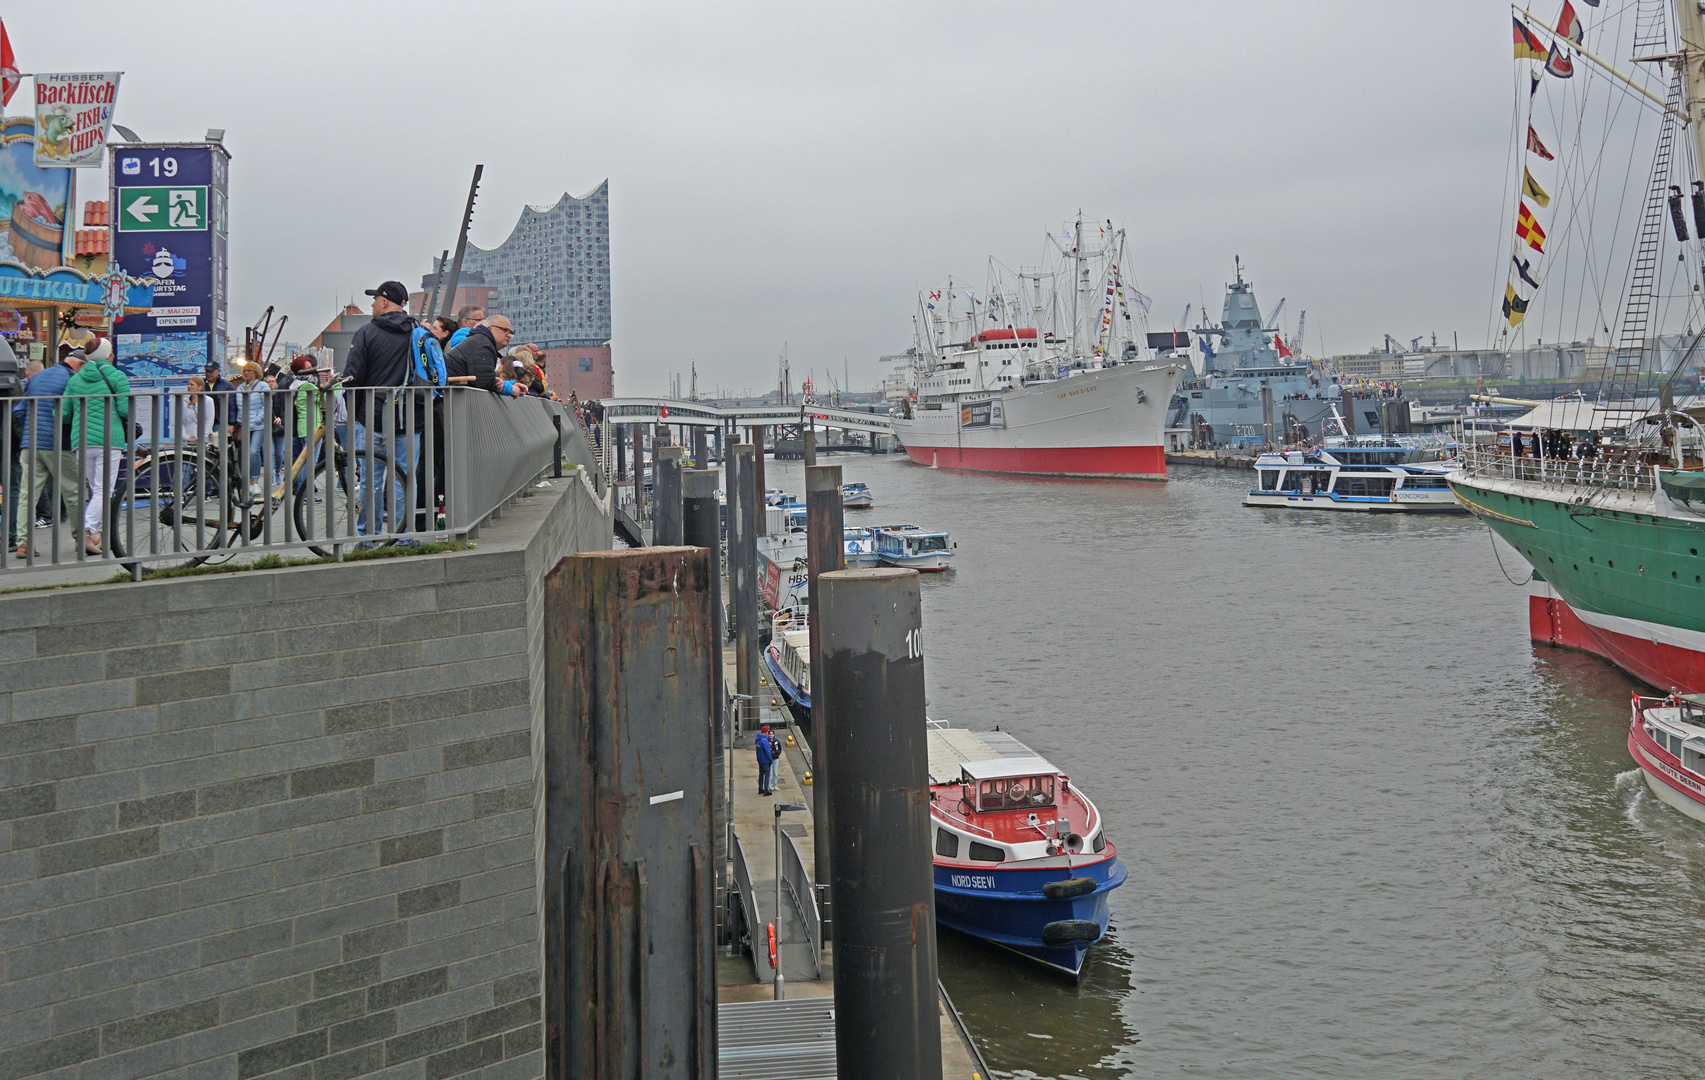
[1516,201,1546,252]
[1504,284,1530,328]
[1514,16,1549,60]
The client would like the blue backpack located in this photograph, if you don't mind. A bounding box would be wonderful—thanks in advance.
[408,327,448,391]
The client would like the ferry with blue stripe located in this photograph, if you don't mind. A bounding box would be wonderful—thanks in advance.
[928,729,1125,977]
[1244,428,1464,514]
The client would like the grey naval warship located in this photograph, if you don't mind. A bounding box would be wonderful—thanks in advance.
[1169,261,1363,445]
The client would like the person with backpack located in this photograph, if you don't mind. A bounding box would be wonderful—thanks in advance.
[342,280,436,540]
[62,336,131,555]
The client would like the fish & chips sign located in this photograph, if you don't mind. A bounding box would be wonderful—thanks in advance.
[34,71,120,168]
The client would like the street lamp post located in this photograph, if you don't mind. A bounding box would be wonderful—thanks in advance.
[773,800,807,999]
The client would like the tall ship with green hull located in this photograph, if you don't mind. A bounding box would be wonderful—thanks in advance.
[1451,0,1705,693]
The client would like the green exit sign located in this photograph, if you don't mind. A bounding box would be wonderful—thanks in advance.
[116,186,208,232]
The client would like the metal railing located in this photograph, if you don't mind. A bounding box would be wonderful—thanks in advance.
[2,381,604,576]
[780,830,821,977]
[731,834,770,978]
[1455,437,1659,493]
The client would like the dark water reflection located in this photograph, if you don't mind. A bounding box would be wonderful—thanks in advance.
[762,455,1703,1078]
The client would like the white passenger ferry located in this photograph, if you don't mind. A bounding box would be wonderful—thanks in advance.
[874,527,955,571]
[1244,431,1463,513]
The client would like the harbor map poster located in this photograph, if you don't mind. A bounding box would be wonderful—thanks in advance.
[33,72,121,168]
[0,118,71,271]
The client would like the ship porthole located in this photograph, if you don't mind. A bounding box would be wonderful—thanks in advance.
[1674,571,1679,579]
[1609,561,1615,568]
[1574,565,1579,571]
[1693,549,1699,556]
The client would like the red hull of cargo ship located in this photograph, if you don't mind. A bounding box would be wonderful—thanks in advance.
[902,442,1167,480]
[1528,580,1705,694]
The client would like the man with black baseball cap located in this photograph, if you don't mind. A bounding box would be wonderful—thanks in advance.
[343,280,421,541]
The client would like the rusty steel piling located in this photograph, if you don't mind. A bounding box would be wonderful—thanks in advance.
[655,446,684,546]
[732,444,760,717]
[803,463,843,906]
[543,548,717,1080]
[682,467,727,939]
[818,567,943,1080]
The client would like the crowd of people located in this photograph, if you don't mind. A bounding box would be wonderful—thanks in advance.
[4,277,576,559]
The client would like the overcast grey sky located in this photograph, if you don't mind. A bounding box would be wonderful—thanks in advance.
[37,1,1513,394]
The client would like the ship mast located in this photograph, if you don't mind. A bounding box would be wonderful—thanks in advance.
[1679,0,1705,186]
[1073,213,1090,360]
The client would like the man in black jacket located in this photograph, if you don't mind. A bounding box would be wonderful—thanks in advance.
[342,280,421,539]
[444,315,527,399]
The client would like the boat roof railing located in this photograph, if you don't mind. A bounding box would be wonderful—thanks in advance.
[960,756,1060,781]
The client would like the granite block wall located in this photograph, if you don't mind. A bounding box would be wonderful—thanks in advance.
[0,476,611,1080]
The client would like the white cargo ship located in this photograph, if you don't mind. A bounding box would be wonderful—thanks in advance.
[890,215,1182,480]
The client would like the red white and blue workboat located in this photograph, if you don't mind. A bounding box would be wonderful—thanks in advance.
[1628,691,1705,822]
[927,728,1126,977]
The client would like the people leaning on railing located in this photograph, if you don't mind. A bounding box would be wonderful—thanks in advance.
[444,314,528,399]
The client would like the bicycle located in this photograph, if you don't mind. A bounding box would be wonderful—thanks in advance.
[109,381,398,570]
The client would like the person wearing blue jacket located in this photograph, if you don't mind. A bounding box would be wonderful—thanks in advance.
[755,724,780,796]
[11,345,87,555]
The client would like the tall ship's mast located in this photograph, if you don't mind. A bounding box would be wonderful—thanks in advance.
[1450,0,1705,697]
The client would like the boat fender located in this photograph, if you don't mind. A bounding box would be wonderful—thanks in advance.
[1042,877,1096,901]
[1040,919,1102,946]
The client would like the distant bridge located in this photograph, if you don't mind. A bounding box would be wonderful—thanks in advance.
[598,397,895,435]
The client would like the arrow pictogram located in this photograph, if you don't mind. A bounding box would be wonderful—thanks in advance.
[126,196,158,223]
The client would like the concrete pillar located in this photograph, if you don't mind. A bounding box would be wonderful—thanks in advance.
[817,568,941,1080]
[544,547,717,1080]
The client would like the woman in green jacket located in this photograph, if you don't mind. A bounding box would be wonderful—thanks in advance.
[63,337,132,554]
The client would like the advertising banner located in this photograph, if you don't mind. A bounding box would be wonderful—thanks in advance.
[33,72,120,168]
[111,141,230,376]
[0,117,71,270]
[959,398,1005,430]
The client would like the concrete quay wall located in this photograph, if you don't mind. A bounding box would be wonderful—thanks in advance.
[0,476,610,1080]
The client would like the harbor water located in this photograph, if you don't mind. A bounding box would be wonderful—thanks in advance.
[763,454,1705,1079]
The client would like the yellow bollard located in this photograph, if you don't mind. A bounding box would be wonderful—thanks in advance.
[802,771,812,785]
[786,734,795,747]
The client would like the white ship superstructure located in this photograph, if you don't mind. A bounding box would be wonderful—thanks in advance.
[890,215,1181,479]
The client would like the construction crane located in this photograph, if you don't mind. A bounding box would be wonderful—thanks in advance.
[1294,310,1307,357]
[1178,303,1192,330]
[1265,297,1286,332]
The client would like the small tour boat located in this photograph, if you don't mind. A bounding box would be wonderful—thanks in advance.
[929,730,1126,977]
[874,527,955,571]
[763,617,811,719]
[841,482,874,509]
[1244,432,1463,513]
[1629,691,1705,821]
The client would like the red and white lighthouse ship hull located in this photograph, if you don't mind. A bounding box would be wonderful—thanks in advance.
[892,362,1181,481]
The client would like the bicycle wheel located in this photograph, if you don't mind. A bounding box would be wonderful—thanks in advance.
[293,447,392,557]
[109,450,219,571]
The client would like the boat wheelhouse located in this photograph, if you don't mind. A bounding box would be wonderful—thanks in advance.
[874,528,955,571]
[1629,692,1705,822]
[843,527,881,568]
[841,482,873,509]
[1245,433,1463,513]
[928,732,1126,976]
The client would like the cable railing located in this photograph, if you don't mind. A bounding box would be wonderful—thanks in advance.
[2,382,600,576]
[1454,438,1660,493]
